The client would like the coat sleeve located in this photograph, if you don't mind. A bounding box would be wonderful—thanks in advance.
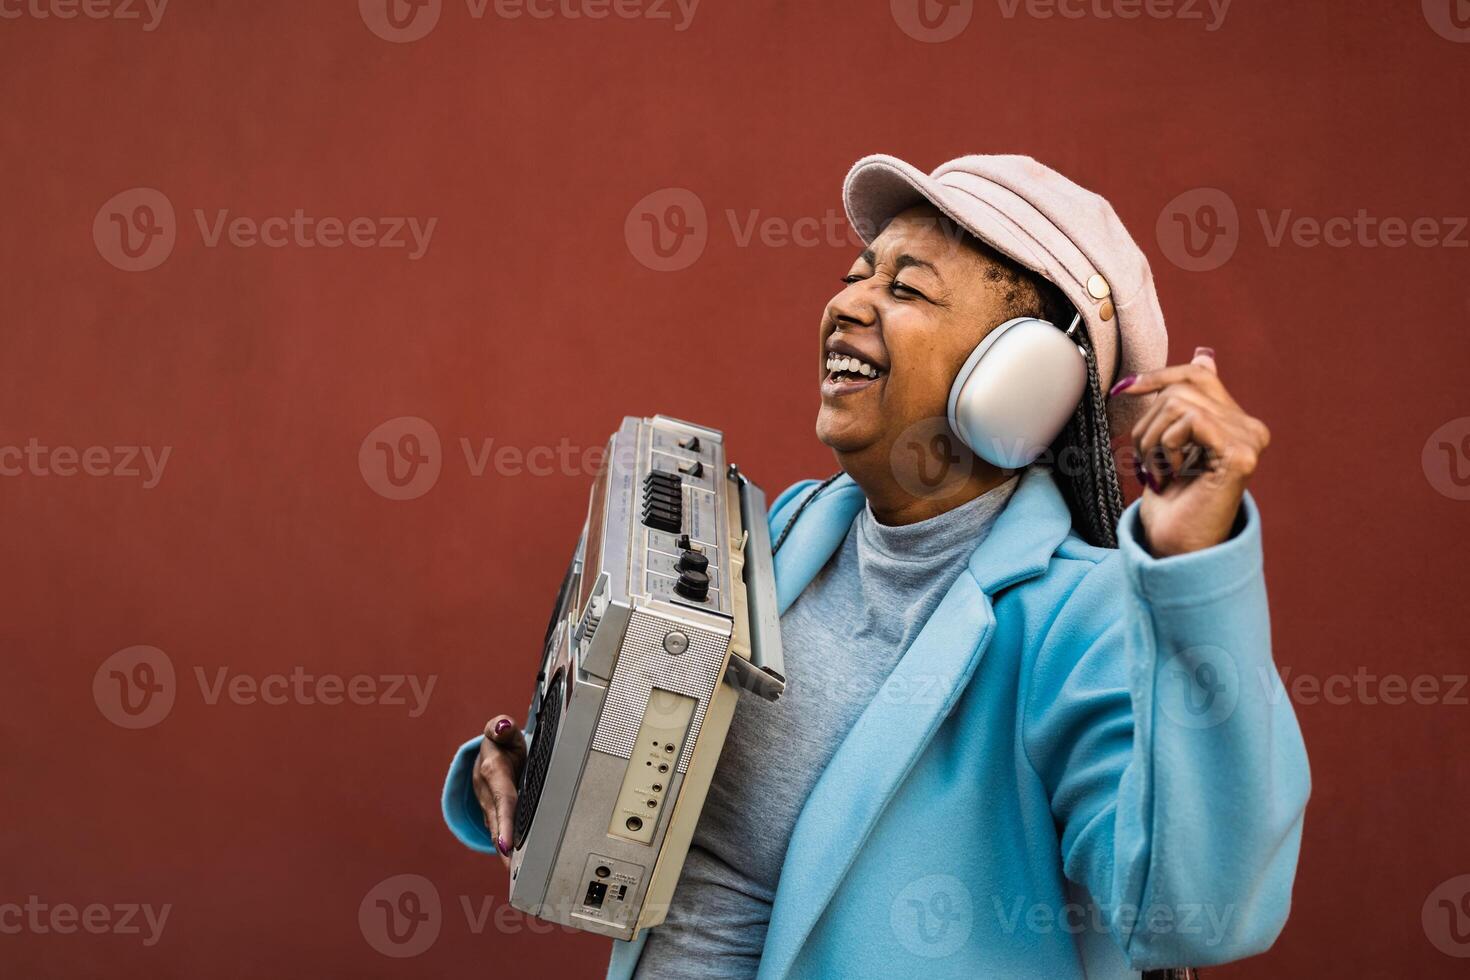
[1020,494,1310,968]
[442,736,498,854]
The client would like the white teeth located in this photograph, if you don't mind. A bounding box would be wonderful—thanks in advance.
[825,352,883,378]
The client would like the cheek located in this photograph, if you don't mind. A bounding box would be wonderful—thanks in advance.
[890,334,967,418]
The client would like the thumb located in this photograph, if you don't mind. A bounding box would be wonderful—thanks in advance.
[1192,345,1218,375]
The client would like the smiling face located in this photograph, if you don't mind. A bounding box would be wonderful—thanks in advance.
[816,205,1043,495]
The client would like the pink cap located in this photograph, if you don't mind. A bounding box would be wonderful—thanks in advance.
[843,153,1169,435]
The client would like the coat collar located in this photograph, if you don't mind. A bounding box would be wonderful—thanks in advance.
[772,467,1075,612]
[756,466,1077,980]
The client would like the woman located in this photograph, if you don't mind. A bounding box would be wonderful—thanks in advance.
[442,154,1310,979]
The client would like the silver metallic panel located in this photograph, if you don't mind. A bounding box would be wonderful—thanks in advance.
[589,610,729,774]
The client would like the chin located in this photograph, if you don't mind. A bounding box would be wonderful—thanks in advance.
[815,405,880,455]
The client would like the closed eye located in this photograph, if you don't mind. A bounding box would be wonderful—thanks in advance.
[841,272,929,301]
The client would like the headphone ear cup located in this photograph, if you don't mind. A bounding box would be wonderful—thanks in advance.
[946,318,1089,469]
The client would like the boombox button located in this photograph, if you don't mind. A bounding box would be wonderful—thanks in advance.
[674,569,710,602]
[663,631,689,656]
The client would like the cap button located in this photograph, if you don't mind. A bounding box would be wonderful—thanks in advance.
[1086,274,1111,300]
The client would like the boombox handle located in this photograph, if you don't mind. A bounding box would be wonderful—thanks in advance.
[726,466,787,702]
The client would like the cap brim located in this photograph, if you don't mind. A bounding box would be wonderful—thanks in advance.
[843,155,945,244]
[843,154,1050,278]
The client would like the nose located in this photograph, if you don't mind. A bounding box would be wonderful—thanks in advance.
[829,276,884,330]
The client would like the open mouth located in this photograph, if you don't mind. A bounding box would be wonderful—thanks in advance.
[822,351,887,395]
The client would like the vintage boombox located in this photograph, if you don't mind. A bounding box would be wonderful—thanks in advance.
[508,415,785,940]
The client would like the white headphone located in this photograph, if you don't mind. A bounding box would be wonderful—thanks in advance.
[945,314,1089,469]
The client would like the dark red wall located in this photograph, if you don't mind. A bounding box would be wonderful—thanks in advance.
[3,1,1468,977]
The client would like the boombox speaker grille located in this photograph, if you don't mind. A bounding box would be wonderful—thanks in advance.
[513,671,564,849]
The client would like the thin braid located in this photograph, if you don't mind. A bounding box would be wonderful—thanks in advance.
[770,471,843,555]
[1082,340,1125,546]
[1052,324,1125,548]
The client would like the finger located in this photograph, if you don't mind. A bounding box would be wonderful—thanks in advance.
[1130,387,1216,490]
[492,774,518,857]
[1130,383,1214,449]
[472,753,499,840]
[1157,413,1206,487]
[485,715,528,765]
[476,754,517,856]
[1111,361,1227,399]
[1192,345,1217,375]
[1163,408,1246,490]
[1137,400,1196,491]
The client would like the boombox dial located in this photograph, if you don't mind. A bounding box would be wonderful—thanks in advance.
[674,548,711,602]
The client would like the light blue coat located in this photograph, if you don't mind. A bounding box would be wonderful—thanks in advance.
[443,468,1310,979]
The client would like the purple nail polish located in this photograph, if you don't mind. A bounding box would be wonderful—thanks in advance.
[1109,374,1138,397]
[1195,346,1216,360]
[497,835,510,856]
[493,719,512,737]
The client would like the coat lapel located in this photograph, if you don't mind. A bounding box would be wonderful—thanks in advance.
[756,469,1076,980]
[770,477,867,613]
